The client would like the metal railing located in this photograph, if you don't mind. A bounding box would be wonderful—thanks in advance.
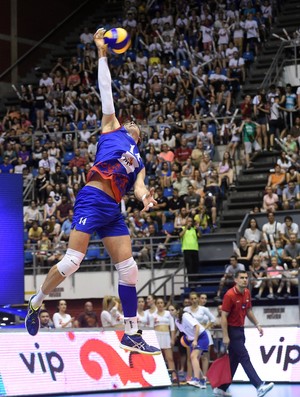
[260,39,300,89]
[0,0,91,81]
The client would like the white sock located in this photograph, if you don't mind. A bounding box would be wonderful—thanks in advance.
[124,317,138,335]
[31,287,47,309]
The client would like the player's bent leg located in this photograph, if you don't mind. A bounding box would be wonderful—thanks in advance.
[25,230,89,336]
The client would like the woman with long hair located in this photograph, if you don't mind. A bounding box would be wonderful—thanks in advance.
[151,297,176,382]
[137,297,148,329]
[218,151,235,187]
[169,303,208,389]
[52,299,74,328]
[244,218,262,249]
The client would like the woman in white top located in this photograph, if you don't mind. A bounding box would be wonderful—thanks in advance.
[244,218,262,249]
[184,292,215,376]
[169,303,208,388]
[52,300,74,328]
[109,296,124,329]
[144,294,157,328]
[151,297,176,381]
[101,295,124,328]
[137,297,148,329]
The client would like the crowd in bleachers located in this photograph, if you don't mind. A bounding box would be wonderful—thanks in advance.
[0,0,299,295]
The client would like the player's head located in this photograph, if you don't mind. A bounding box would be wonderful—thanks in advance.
[123,120,141,144]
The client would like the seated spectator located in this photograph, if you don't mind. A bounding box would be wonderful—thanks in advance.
[24,200,42,229]
[181,157,195,180]
[282,233,300,266]
[266,256,284,299]
[279,258,299,297]
[0,156,14,173]
[191,140,205,168]
[35,231,52,269]
[262,186,279,212]
[43,196,57,221]
[218,151,235,187]
[158,143,175,164]
[185,184,200,214]
[267,164,285,195]
[74,301,98,328]
[199,152,213,179]
[59,209,73,241]
[262,212,282,251]
[280,216,299,245]
[214,255,245,301]
[244,218,262,248]
[39,309,55,329]
[158,161,172,189]
[35,167,50,205]
[228,50,246,84]
[160,127,176,150]
[249,255,266,294]
[270,239,284,265]
[277,151,292,173]
[174,137,192,165]
[197,124,214,159]
[194,205,211,234]
[286,166,300,185]
[282,181,300,210]
[52,299,74,328]
[234,237,254,270]
[69,148,87,170]
[28,221,43,245]
[257,240,270,269]
[172,172,190,198]
[43,215,61,242]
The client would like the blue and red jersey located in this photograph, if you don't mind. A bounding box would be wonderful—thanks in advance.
[87,126,144,203]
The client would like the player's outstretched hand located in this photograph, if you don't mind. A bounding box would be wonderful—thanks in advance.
[94,28,107,57]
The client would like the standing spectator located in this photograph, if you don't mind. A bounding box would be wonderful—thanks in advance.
[52,299,74,328]
[74,301,98,328]
[239,116,261,169]
[137,297,148,329]
[179,217,201,284]
[216,271,274,397]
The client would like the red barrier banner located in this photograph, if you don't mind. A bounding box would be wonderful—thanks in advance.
[0,330,171,396]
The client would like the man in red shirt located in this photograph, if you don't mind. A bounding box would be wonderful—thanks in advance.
[213,271,274,397]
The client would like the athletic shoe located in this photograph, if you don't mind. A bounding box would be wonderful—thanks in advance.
[187,377,201,388]
[200,378,207,389]
[213,387,232,397]
[120,330,161,355]
[257,382,274,397]
[25,295,41,336]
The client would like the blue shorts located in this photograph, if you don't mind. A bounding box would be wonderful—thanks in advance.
[182,330,209,352]
[72,186,129,239]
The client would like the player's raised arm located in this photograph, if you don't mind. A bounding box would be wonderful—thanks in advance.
[94,28,120,133]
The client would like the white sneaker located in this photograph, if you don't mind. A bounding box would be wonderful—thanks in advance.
[187,377,201,388]
[213,387,232,397]
[257,382,274,397]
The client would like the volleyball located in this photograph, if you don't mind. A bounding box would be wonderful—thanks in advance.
[104,28,131,54]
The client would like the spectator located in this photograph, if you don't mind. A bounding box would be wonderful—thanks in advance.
[39,309,55,329]
[59,209,73,241]
[211,304,225,357]
[218,151,235,187]
[249,255,267,297]
[244,218,262,248]
[239,116,261,169]
[214,255,245,301]
[282,233,300,265]
[74,301,98,328]
[24,200,42,229]
[194,205,212,234]
[179,217,201,284]
[52,299,74,328]
[43,196,57,221]
[267,164,285,194]
[280,216,299,245]
[35,167,50,205]
[28,220,43,245]
[35,231,52,269]
[137,297,148,329]
[69,148,87,170]
[282,181,300,210]
[279,258,299,297]
[0,156,14,173]
[266,256,284,299]
[262,212,282,250]
[234,237,254,270]
[270,238,284,265]
[262,186,279,212]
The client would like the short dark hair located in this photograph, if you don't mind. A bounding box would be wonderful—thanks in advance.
[234,270,248,278]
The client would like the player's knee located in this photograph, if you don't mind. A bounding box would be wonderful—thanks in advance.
[115,257,138,286]
[56,248,85,277]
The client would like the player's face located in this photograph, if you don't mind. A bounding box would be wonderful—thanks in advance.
[124,121,141,144]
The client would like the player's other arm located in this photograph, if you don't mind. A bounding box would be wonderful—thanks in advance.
[94,28,120,133]
[134,168,157,211]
